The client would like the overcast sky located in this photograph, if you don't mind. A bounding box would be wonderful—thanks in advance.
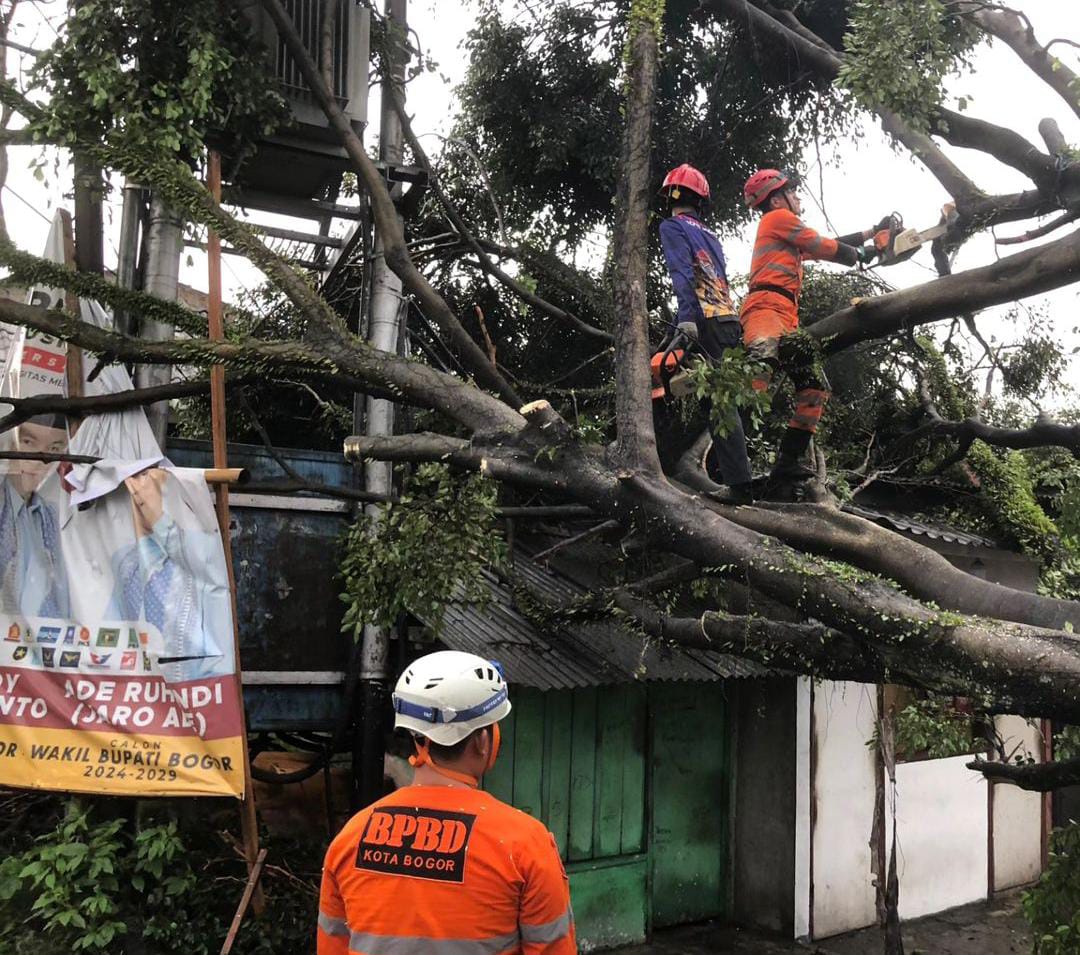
[2,1,1078,404]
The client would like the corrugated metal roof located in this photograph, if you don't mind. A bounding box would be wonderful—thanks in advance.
[428,555,768,690]
[843,504,999,549]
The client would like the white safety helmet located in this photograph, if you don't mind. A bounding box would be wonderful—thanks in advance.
[392,650,511,746]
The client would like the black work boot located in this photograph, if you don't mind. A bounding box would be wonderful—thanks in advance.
[708,482,755,505]
[770,428,816,480]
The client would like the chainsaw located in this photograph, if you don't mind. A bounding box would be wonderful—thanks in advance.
[872,203,957,267]
[650,324,700,401]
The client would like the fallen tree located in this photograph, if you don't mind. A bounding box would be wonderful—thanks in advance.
[0,0,1078,791]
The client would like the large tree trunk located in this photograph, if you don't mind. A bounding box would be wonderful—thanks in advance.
[610,4,662,474]
[372,427,1080,723]
[601,467,1080,722]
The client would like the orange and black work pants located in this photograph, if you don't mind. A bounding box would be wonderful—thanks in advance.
[746,330,830,435]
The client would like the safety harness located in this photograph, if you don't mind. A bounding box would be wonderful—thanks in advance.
[747,283,797,305]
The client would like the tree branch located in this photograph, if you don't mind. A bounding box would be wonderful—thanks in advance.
[319,0,339,93]
[324,404,1080,721]
[0,378,214,434]
[0,261,523,436]
[612,593,900,685]
[962,3,1080,121]
[387,95,614,344]
[890,412,1080,459]
[810,227,1080,352]
[260,0,522,408]
[3,57,512,439]
[0,3,22,241]
[343,430,577,494]
[0,296,337,375]
[0,76,352,352]
[963,188,1058,231]
[474,238,617,331]
[0,240,209,336]
[1037,117,1069,157]
[622,560,699,595]
[967,755,1080,792]
[708,0,1080,233]
[933,108,1059,192]
[609,469,1080,721]
[0,127,38,147]
[712,501,1080,632]
[705,0,983,204]
[343,431,470,464]
[243,479,391,504]
[531,519,621,563]
[996,209,1080,246]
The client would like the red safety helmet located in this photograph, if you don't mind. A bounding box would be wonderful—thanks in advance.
[743,168,790,208]
[660,164,710,201]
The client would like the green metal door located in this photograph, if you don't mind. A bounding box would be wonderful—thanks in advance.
[485,685,650,949]
[649,682,731,927]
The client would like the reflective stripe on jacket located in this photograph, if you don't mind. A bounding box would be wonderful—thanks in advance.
[317,785,577,955]
[741,208,843,323]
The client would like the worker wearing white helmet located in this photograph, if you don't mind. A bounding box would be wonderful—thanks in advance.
[317,650,577,955]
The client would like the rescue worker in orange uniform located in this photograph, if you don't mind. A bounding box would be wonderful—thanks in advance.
[317,650,577,955]
[740,169,881,482]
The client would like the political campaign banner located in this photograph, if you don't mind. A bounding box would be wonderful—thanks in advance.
[0,213,245,798]
[2,214,69,399]
[0,461,246,798]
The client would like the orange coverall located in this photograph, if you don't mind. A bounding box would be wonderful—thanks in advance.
[318,784,577,955]
[740,207,860,435]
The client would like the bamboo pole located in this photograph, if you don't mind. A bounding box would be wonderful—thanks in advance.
[207,148,264,914]
[219,848,269,955]
[203,467,249,486]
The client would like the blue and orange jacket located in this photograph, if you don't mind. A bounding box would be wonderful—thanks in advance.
[659,213,737,330]
[318,784,577,955]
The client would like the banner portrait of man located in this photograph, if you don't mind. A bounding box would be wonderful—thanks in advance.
[103,466,233,684]
[0,414,70,620]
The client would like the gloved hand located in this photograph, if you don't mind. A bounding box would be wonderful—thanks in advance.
[855,244,877,265]
[676,321,700,343]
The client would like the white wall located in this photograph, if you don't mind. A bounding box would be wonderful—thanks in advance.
[810,681,879,939]
[799,685,1045,939]
[794,678,812,939]
[992,715,1044,891]
[887,756,989,921]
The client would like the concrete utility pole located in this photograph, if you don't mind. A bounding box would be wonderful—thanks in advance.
[70,155,104,401]
[72,156,104,276]
[135,192,183,449]
[114,182,144,339]
[356,0,407,808]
